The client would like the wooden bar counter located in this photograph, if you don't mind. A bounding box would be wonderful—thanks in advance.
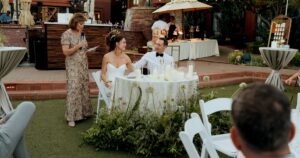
[44,22,112,69]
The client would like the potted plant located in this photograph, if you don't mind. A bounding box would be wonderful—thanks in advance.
[0,31,6,47]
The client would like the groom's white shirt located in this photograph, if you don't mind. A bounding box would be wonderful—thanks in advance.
[134,51,174,73]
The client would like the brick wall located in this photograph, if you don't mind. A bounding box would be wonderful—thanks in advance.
[121,31,147,49]
[124,7,156,41]
[0,24,26,47]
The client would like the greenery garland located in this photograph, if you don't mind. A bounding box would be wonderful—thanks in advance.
[83,88,233,157]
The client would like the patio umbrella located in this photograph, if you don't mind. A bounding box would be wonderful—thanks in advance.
[153,0,212,14]
[1,0,9,13]
[84,0,96,22]
[153,0,212,36]
[18,0,34,26]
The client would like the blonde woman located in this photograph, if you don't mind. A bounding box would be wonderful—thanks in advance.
[61,13,93,127]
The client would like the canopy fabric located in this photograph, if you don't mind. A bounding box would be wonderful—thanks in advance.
[18,0,35,26]
[153,0,212,14]
[0,47,26,114]
[1,0,10,13]
[84,0,95,22]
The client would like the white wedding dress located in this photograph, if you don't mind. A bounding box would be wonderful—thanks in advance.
[106,63,127,83]
[101,63,127,97]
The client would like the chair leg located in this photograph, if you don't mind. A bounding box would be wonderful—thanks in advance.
[96,98,101,123]
[200,144,208,158]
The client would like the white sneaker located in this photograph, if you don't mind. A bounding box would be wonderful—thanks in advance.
[68,121,75,127]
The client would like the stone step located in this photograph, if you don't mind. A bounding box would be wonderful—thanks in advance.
[199,76,265,88]
[5,71,291,100]
[8,77,267,100]
[8,89,99,100]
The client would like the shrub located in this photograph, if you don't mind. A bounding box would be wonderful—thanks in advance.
[228,50,243,64]
[0,30,6,45]
[246,40,266,54]
[249,55,267,67]
[290,51,300,66]
[82,89,232,157]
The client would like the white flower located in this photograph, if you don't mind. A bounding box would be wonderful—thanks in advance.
[203,76,210,82]
[239,82,247,89]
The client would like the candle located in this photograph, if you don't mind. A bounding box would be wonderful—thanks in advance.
[135,69,141,80]
[188,64,193,74]
[152,68,158,79]
[165,64,171,72]
[180,72,185,80]
[271,41,278,48]
[185,64,194,78]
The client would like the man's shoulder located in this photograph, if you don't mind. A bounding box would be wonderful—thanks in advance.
[164,52,173,58]
[281,153,297,158]
[144,51,155,57]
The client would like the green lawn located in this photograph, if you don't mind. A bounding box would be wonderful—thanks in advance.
[12,84,299,158]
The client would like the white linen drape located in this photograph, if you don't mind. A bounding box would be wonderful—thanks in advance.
[1,0,10,13]
[0,47,26,114]
[259,47,297,91]
[18,0,34,26]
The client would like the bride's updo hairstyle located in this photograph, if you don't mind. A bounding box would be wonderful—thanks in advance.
[106,30,124,52]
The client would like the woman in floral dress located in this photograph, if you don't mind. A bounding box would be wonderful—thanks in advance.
[61,13,93,127]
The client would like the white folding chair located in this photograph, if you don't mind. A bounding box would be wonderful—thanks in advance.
[199,98,238,158]
[296,93,300,111]
[179,113,219,158]
[92,71,112,121]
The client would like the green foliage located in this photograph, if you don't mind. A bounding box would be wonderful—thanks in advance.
[0,30,6,44]
[290,51,300,66]
[246,41,266,54]
[228,49,267,67]
[228,50,243,64]
[82,89,232,157]
[131,47,138,51]
[248,55,267,67]
[209,111,232,135]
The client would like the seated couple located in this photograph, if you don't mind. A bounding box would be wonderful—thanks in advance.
[101,30,174,88]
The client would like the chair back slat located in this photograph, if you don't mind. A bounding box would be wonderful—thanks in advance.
[199,98,232,134]
[296,93,300,111]
[179,113,219,158]
[92,71,112,109]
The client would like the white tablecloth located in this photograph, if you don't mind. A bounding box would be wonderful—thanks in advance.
[112,75,199,113]
[259,47,298,91]
[165,39,220,61]
[0,47,27,114]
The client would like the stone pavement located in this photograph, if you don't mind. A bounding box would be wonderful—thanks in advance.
[3,59,298,100]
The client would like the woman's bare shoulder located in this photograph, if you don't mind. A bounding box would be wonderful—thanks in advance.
[103,52,113,60]
[123,53,130,59]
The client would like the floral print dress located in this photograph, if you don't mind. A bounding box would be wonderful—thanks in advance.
[61,30,93,122]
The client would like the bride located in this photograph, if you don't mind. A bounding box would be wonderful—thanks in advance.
[101,30,134,88]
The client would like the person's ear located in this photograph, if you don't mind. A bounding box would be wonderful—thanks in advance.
[289,122,296,142]
[230,127,242,150]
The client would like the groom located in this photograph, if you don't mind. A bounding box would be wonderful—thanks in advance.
[134,37,174,74]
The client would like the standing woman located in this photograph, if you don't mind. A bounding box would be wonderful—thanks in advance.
[61,13,93,127]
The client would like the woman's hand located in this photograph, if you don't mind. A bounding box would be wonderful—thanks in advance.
[104,81,112,88]
[0,117,6,125]
[285,78,294,85]
[77,41,88,50]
